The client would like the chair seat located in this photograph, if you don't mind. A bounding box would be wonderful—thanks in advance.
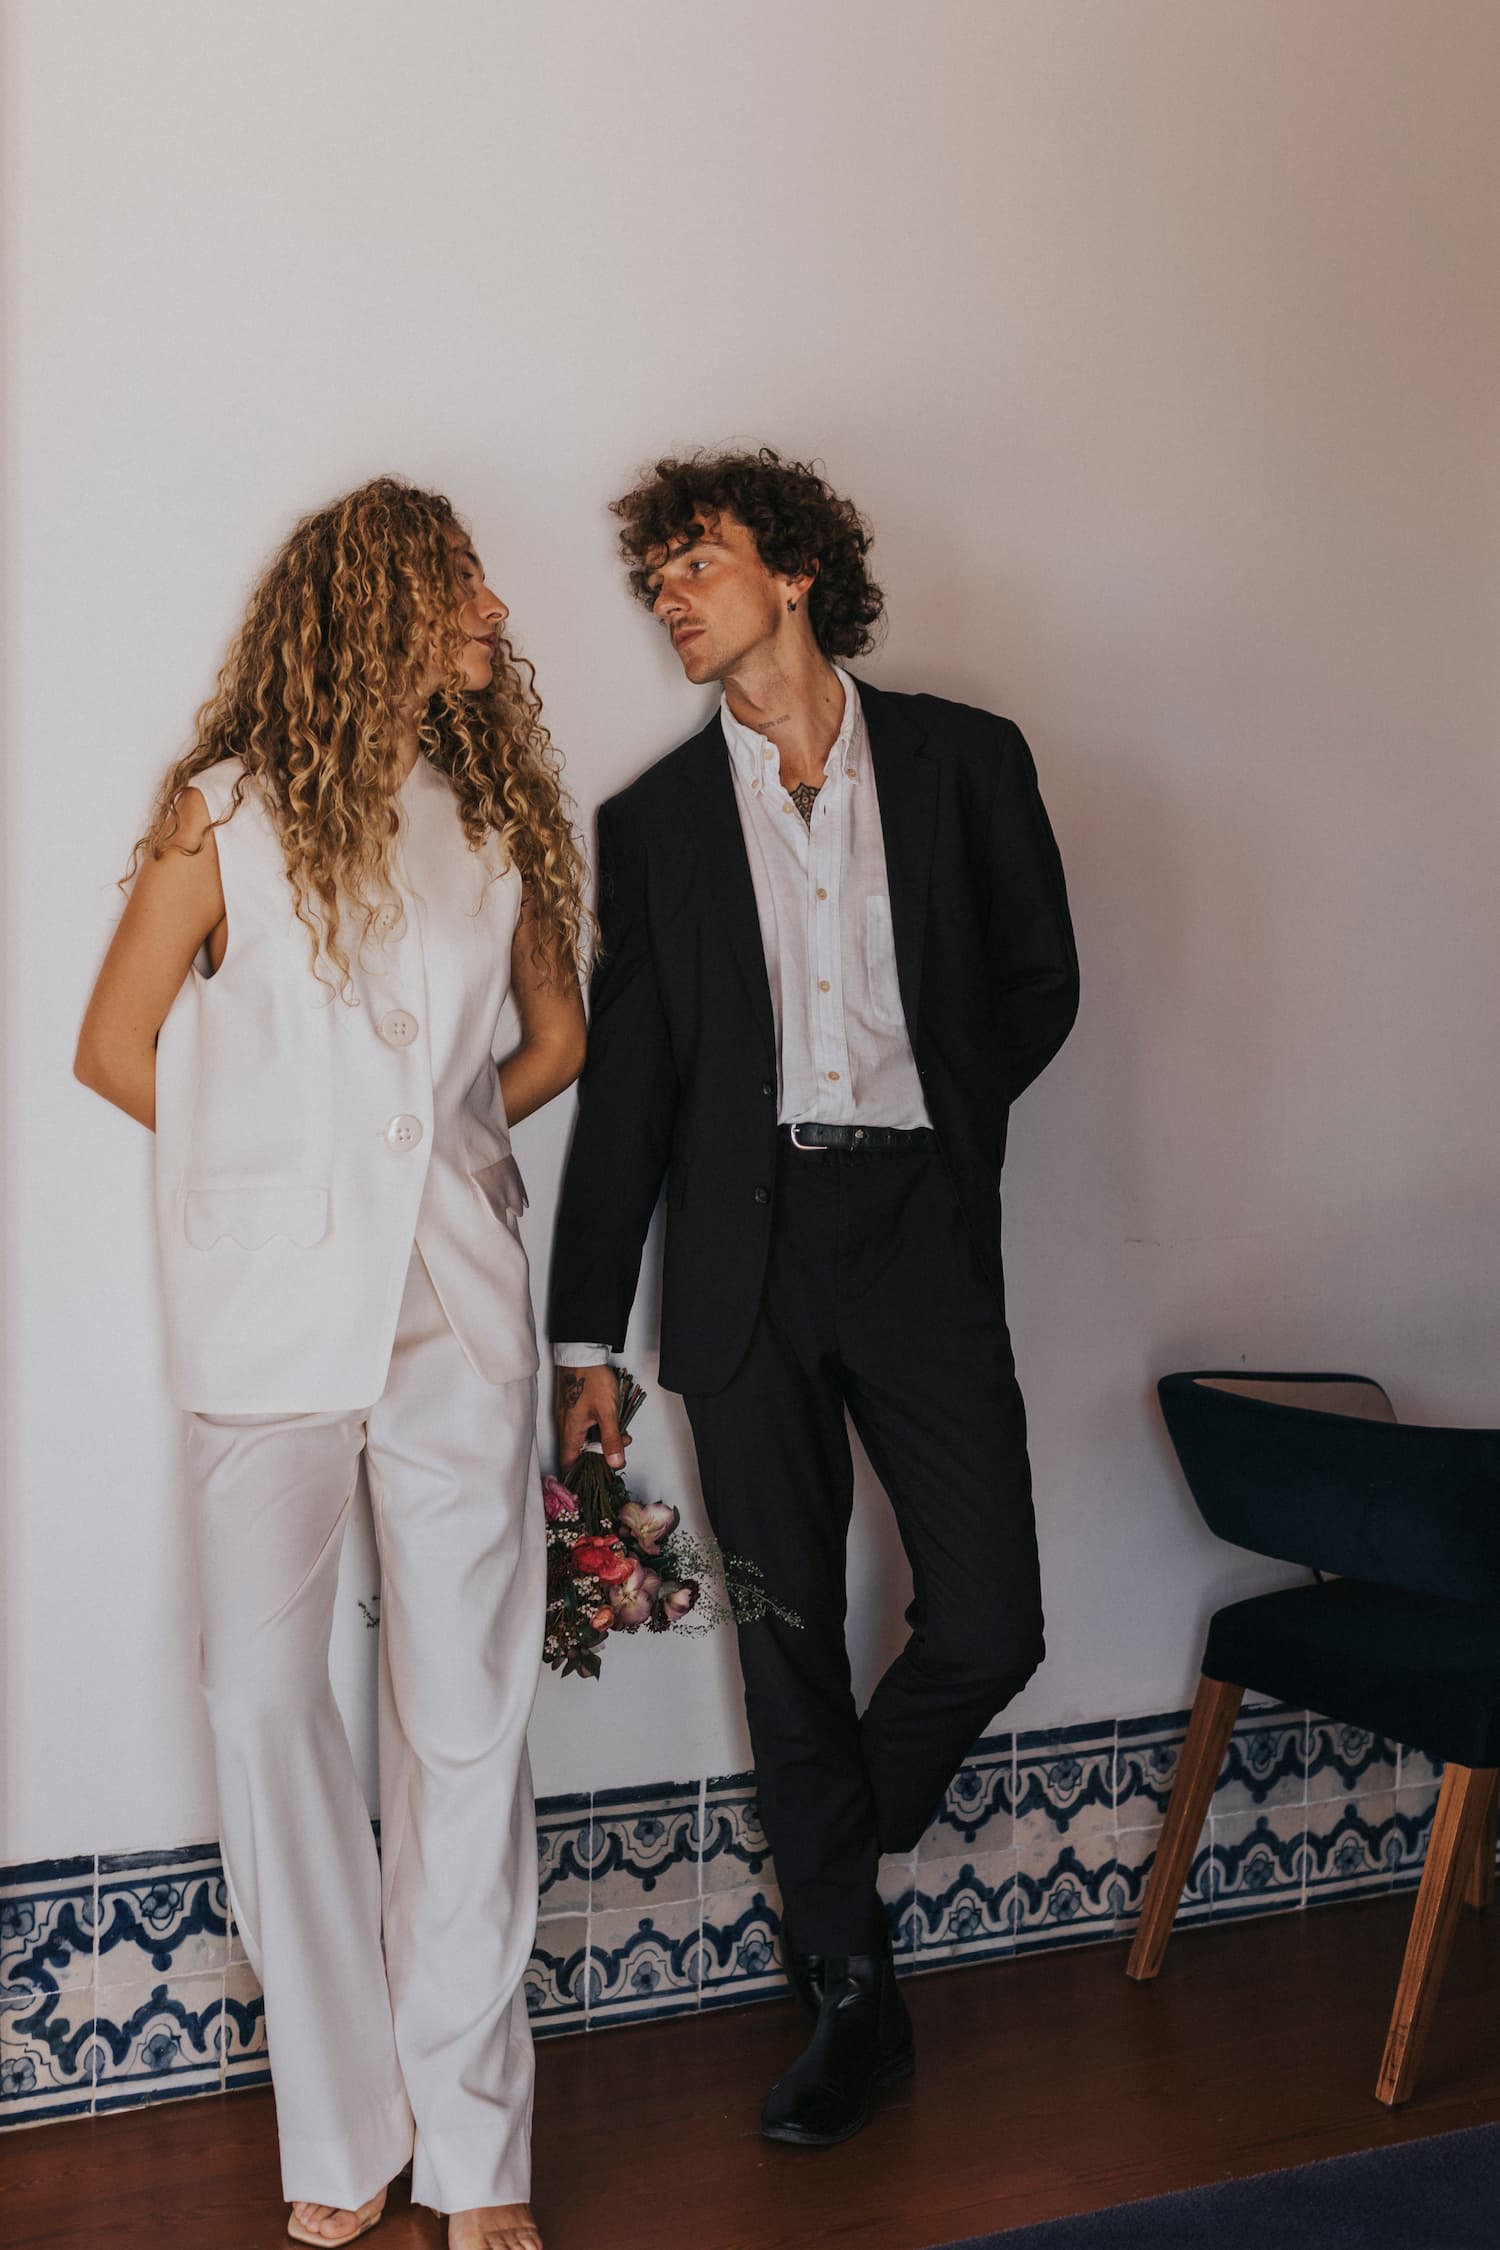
[1204,1579,1500,1769]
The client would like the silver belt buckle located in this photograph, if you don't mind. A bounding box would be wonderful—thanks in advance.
[788,1123,828,1152]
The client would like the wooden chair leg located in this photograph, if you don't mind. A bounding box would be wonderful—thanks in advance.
[1463,1771,1498,1912]
[1126,1675,1244,1982]
[1376,1762,1496,2105]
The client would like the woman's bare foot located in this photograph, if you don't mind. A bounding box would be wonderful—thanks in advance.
[448,2206,542,2250]
[287,2186,388,2244]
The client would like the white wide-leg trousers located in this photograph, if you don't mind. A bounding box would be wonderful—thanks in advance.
[187,1250,545,2214]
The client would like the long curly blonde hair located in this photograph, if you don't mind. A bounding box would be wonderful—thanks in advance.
[131,475,589,991]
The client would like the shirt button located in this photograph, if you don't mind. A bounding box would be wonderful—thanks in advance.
[753,1186,770,1204]
[816,887,828,901]
[384,1114,424,1152]
[845,766,856,778]
[818,980,831,993]
[826,1070,841,1083]
[377,1008,419,1047]
[782,802,794,814]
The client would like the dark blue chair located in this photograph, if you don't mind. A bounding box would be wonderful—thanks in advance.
[1126,1370,1500,2104]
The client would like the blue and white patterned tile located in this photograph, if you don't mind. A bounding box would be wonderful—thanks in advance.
[1303,1795,1395,1899]
[1011,1840,1123,1951]
[96,1849,229,1988]
[584,1895,702,2026]
[217,1960,268,2088]
[587,1782,701,1910]
[1014,1725,1115,1842]
[698,1885,784,2011]
[696,1778,772,1894]
[1109,1823,1215,1932]
[878,1850,919,1957]
[1,1981,99,2125]
[920,1741,1014,1862]
[1384,1783,1441,1882]
[1214,1713,1307,1816]
[88,1971,225,2110]
[1396,1746,1444,1794]
[1,1860,97,2009]
[1115,1711,1192,1831]
[524,1914,589,2034]
[1205,1805,1306,1920]
[534,1795,594,1920]
[1016,1776,1115,1878]
[910,1852,1017,1964]
[1304,1719,1399,1804]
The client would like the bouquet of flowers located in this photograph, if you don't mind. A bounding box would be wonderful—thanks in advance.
[542,1368,801,1679]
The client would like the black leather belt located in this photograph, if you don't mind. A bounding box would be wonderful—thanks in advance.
[779,1122,937,1153]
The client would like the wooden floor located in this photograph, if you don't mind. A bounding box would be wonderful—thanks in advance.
[9,1894,1500,2250]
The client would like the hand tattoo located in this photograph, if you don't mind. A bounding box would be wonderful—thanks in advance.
[558,1371,585,1413]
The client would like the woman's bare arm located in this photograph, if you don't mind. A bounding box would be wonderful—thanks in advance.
[497,901,586,1128]
[74,789,226,1130]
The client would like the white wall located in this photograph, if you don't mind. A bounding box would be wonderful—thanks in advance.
[5,0,1498,1862]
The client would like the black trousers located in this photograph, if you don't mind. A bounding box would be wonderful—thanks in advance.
[683,1136,1044,1956]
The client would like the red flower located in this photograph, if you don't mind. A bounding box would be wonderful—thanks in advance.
[571,1535,631,1585]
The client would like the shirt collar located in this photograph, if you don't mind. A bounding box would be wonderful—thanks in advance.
[721,668,863,794]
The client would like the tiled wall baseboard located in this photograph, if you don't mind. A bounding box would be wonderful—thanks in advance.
[1,1701,1461,2132]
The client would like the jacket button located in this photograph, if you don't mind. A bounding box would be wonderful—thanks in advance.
[761,1081,775,1098]
[384,1114,424,1151]
[753,1186,770,1204]
[378,1008,419,1047]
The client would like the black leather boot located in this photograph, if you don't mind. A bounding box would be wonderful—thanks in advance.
[760,1951,915,2146]
[784,1946,827,2028]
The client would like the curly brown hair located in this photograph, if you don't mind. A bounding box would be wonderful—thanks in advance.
[129,475,589,993]
[611,447,884,660]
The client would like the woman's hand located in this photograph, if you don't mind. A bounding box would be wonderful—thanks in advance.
[75,788,226,1129]
[496,902,586,1126]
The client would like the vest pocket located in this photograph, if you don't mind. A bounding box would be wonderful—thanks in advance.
[183,1185,330,1250]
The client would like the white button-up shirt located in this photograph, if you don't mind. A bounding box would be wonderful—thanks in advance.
[554,670,931,1366]
[721,669,930,1130]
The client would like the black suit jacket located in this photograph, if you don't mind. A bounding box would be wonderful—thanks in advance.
[549,678,1079,1396]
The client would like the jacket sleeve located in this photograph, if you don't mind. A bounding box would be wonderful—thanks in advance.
[984,720,1080,1106]
[547,792,679,1350]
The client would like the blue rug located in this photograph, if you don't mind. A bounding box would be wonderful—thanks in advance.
[931,2121,1500,2249]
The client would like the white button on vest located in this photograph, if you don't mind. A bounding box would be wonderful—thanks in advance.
[378,1009,418,1048]
[385,1114,424,1152]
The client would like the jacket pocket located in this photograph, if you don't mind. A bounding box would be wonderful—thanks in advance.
[183,1184,330,1250]
[471,1153,528,1225]
[865,895,906,1029]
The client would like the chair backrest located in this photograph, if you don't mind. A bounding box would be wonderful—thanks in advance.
[1157,1368,1500,1602]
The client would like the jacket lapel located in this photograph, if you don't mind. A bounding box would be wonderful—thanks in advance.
[678,715,777,1064]
[860,679,937,1041]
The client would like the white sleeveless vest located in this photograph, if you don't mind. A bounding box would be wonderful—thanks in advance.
[154,756,540,1411]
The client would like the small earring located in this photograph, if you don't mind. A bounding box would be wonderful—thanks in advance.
[787,599,798,612]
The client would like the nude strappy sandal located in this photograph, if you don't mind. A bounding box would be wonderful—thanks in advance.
[286,2193,387,2246]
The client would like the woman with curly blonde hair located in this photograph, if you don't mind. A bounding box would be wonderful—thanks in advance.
[76,476,584,2250]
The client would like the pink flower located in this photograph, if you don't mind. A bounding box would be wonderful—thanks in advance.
[657,1579,700,1625]
[609,1559,662,1629]
[616,1498,679,1558]
[542,1476,579,1522]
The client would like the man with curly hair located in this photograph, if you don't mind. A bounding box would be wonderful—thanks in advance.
[551,448,1078,2146]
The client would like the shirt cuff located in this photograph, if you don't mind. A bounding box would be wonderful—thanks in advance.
[552,1341,614,1367]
